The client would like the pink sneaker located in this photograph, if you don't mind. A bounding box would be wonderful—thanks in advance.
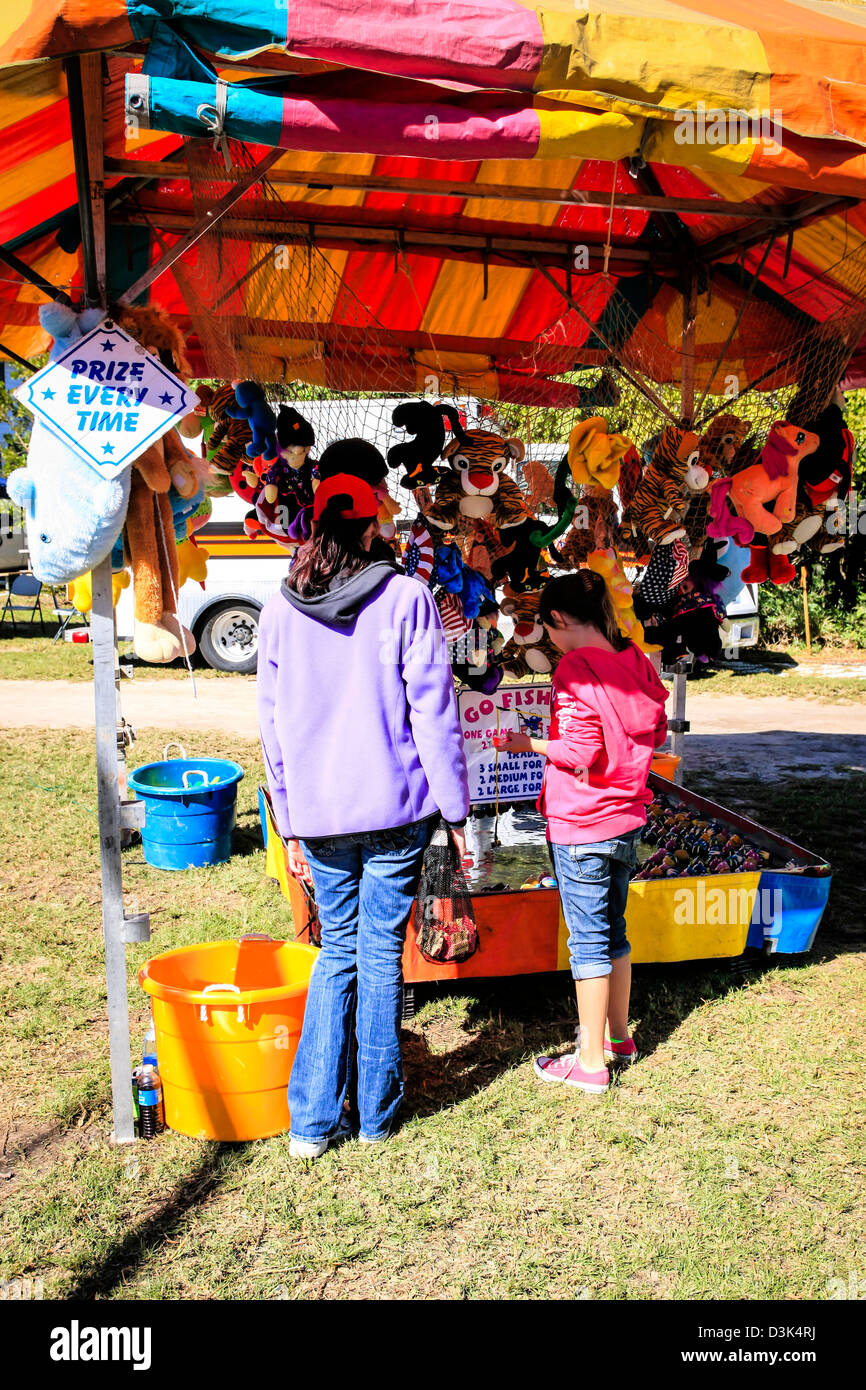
[534,1051,609,1093]
[604,1036,638,1065]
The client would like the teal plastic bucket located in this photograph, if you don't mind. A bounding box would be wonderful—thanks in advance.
[129,744,244,871]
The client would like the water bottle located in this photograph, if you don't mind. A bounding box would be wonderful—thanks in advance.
[142,1021,157,1070]
[136,1064,165,1139]
[131,1069,142,1138]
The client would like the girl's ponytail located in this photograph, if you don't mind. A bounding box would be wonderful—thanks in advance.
[537,570,627,650]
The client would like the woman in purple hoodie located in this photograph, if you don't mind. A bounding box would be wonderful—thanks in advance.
[257,470,469,1158]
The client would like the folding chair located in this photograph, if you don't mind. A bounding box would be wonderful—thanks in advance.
[0,573,46,634]
[51,587,88,644]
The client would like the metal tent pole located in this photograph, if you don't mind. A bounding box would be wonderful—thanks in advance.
[669,662,690,785]
[66,54,144,1143]
[91,559,137,1142]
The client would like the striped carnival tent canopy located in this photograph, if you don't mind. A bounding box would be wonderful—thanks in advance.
[3,1,866,404]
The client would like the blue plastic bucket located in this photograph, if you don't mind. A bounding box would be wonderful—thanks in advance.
[129,744,244,871]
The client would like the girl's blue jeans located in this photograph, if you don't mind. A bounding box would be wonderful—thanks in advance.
[288,817,432,1143]
[550,829,641,981]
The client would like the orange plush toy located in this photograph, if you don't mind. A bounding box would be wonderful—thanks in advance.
[706,422,818,547]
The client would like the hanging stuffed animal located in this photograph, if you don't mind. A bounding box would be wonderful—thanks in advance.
[550,485,618,569]
[387,400,451,488]
[248,405,317,548]
[489,516,549,593]
[649,566,727,665]
[567,417,632,491]
[113,305,201,662]
[432,541,495,620]
[499,590,561,677]
[423,422,527,535]
[7,304,131,585]
[124,439,196,662]
[451,601,505,692]
[226,380,278,462]
[521,458,556,517]
[586,549,662,654]
[707,421,818,547]
[682,413,750,554]
[624,426,703,545]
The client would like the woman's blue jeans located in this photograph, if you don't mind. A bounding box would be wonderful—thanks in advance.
[550,829,641,981]
[288,818,433,1142]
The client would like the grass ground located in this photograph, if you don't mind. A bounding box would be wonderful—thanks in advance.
[2,626,866,699]
[1,727,863,1300]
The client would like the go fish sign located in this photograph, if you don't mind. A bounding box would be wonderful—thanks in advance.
[15,320,198,479]
[458,682,552,804]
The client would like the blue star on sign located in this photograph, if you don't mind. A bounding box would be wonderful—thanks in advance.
[159,392,173,405]
[42,387,55,400]
[101,340,114,351]
[102,443,115,455]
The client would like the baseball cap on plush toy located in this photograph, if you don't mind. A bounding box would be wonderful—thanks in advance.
[312,473,379,522]
[317,437,387,485]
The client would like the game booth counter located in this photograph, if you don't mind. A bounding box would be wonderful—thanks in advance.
[260,678,833,997]
[2,1,863,1141]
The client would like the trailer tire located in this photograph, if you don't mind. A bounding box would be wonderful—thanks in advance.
[197,601,261,673]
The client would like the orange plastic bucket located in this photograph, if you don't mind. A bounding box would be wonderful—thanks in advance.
[138,935,319,1141]
[651,752,682,781]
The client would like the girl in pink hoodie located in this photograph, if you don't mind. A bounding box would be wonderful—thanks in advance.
[501,570,668,1093]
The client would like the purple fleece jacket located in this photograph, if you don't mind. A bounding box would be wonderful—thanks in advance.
[257,566,470,840]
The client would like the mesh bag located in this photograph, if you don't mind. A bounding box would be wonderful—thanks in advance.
[414,818,478,964]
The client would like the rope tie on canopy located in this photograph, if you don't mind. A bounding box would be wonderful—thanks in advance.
[603,182,616,279]
[196,79,233,172]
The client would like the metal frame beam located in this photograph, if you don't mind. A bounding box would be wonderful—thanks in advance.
[696,194,857,263]
[103,157,813,223]
[110,206,665,272]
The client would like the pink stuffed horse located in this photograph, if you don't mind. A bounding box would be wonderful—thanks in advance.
[706,421,818,545]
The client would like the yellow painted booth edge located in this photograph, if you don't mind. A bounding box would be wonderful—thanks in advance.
[557,873,759,966]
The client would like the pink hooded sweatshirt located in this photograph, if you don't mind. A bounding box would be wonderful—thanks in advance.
[539,641,669,845]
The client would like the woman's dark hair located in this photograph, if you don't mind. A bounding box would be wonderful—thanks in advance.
[537,571,627,650]
[287,497,374,598]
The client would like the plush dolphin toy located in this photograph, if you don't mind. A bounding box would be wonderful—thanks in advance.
[6,305,131,585]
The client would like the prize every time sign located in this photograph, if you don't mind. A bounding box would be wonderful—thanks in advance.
[458,683,552,804]
[15,320,198,478]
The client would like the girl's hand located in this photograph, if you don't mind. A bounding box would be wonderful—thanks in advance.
[449,825,467,860]
[496,730,532,753]
[286,838,313,884]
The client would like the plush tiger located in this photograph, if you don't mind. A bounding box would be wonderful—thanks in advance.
[203,383,254,476]
[424,427,527,534]
[499,590,560,677]
[424,467,528,537]
[624,425,703,545]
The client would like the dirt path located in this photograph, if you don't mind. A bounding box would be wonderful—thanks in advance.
[0,679,862,781]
